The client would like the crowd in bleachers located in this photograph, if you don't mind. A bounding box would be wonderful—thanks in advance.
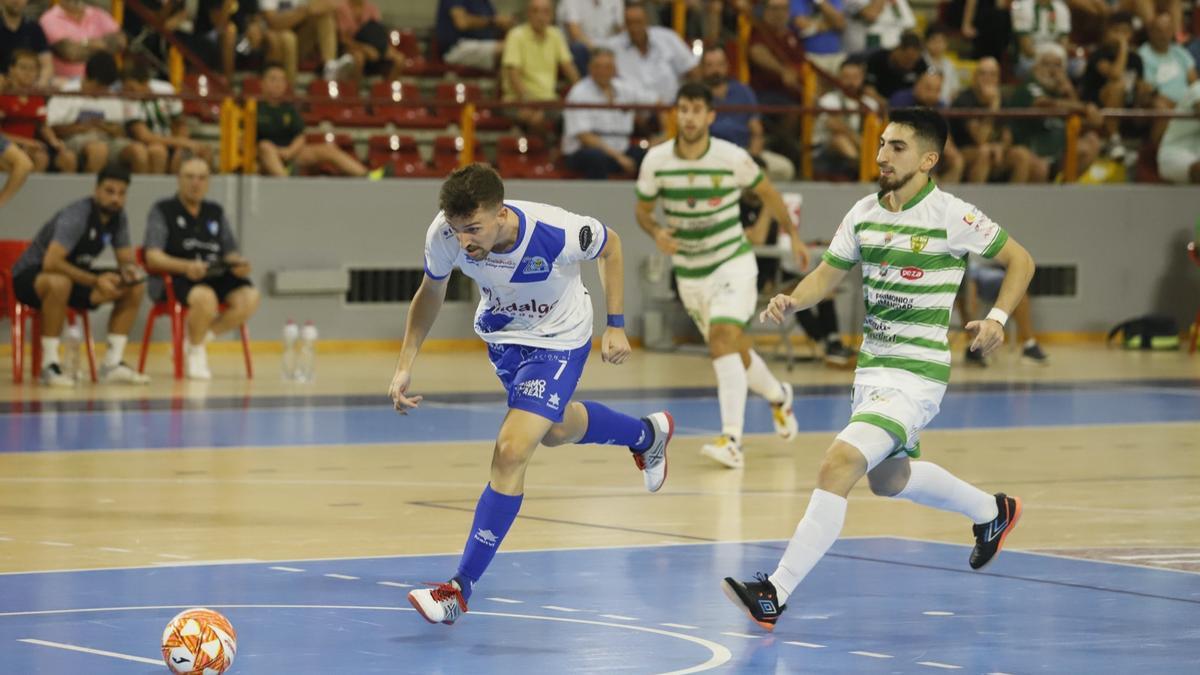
[0,0,1197,184]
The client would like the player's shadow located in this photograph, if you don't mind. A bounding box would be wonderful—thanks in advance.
[390,633,559,657]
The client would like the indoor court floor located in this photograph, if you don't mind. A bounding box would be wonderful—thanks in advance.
[0,342,1197,674]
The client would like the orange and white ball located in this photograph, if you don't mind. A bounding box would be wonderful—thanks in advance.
[161,608,237,675]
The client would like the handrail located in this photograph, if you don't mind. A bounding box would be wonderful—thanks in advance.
[123,0,228,91]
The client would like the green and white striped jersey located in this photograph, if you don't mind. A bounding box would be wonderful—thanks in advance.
[823,181,1010,402]
[636,137,764,278]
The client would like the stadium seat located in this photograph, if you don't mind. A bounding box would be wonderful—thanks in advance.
[301,132,360,176]
[307,79,380,126]
[431,135,487,175]
[181,73,223,122]
[369,80,445,129]
[496,136,565,179]
[434,82,511,131]
[367,134,440,177]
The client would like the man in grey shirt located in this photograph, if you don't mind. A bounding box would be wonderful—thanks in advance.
[143,157,258,380]
[11,166,150,386]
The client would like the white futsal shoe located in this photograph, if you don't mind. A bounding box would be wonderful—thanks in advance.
[770,382,799,441]
[701,435,744,469]
[408,581,468,625]
[632,411,674,492]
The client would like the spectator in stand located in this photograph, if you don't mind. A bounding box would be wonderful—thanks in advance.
[812,56,877,180]
[788,0,848,74]
[501,0,579,139]
[1,49,77,173]
[335,0,404,81]
[557,0,623,75]
[1138,12,1197,106]
[435,0,513,72]
[259,0,354,82]
[749,0,808,171]
[843,0,916,54]
[47,53,152,173]
[887,69,965,182]
[1008,42,1104,181]
[38,0,126,84]
[951,57,1047,183]
[601,1,698,105]
[1011,0,1072,76]
[702,47,794,181]
[863,30,926,104]
[121,61,212,174]
[0,137,33,207]
[254,62,376,177]
[1124,0,1184,40]
[561,47,648,179]
[922,24,960,104]
[951,0,1012,62]
[1,0,53,89]
[1082,11,1172,151]
[1156,78,1200,184]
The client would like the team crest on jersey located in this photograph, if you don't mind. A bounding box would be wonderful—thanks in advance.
[687,172,696,185]
[176,216,187,228]
[963,212,976,225]
[687,197,697,208]
[207,220,219,236]
[910,234,929,253]
[711,174,723,188]
[884,230,894,244]
[522,256,548,275]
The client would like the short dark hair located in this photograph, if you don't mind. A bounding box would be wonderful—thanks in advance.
[7,49,38,70]
[261,61,286,76]
[439,163,505,220]
[122,58,152,84]
[85,52,118,86]
[925,23,950,41]
[1108,10,1136,28]
[840,54,867,70]
[676,82,713,108]
[898,30,923,51]
[97,164,132,186]
[888,107,948,157]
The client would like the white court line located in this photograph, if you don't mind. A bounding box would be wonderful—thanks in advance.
[377,581,413,588]
[0,536,11,541]
[485,597,521,604]
[660,623,698,630]
[1160,559,1200,565]
[541,605,585,613]
[720,632,762,639]
[269,566,305,572]
[784,641,825,648]
[849,651,893,659]
[5,605,732,675]
[157,554,189,560]
[923,611,955,616]
[918,661,963,670]
[38,541,72,547]
[1111,552,1200,560]
[18,638,161,665]
[323,573,359,580]
[599,614,638,621]
[98,547,131,553]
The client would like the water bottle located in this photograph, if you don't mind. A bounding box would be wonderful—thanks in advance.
[296,321,318,383]
[62,324,82,383]
[281,320,299,381]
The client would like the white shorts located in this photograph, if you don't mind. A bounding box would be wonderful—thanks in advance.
[675,253,758,339]
[444,39,500,71]
[1158,144,1199,184]
[836,384,940,469]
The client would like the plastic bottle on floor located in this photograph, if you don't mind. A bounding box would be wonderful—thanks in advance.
[281,320,299,381]
[62,323,82,383]
[296,321,318,383]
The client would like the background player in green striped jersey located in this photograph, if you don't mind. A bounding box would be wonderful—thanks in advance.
[721,107,1037,631]
[635,82,809,470]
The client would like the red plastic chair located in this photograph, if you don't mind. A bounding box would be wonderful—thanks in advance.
[431,135,486,175]
[496,136,564,178]
[137,250,253,380]
[0,240,97,384]
[1189,242,1200,355]
[368,80,445,129]
[367,134,440,177]
[181,73,224,122]
[434,82,511,130]
[306,79,381,126]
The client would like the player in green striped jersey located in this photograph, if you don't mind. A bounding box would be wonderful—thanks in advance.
[635,82,810,469]
[722,108,1036,631]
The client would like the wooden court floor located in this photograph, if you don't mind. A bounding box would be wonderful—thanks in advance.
[0,342,1197,576]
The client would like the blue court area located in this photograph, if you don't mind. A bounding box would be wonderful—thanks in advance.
[2,538,1197,674]
[2,378,1198,452]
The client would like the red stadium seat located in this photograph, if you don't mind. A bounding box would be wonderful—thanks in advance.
[434,82,511,131]
[496,136,565,179]
[306,79,380,126]
[367,134,440,177]
[431,135,486,175]
[368,80,445,129]
[181,74,223,122]
[301,132,360,175]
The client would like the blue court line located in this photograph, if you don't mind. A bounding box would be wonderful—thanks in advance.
[1,382,1197,452]
[0,538,1196,674]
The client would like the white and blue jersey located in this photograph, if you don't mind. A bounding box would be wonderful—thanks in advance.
[423,200,609,422]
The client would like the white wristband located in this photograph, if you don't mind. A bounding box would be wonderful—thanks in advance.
[986,308,1009,327]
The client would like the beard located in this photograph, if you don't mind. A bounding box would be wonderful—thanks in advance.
[96,202,122,218]
[680,127,706,144]
[877,168,917,193]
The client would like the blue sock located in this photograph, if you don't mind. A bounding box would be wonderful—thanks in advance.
[578,401,654,452]
[454,484,523,601]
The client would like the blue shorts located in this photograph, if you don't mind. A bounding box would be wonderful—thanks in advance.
[487,341,591,423]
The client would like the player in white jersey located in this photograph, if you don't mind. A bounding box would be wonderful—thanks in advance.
[391,165,675,626]
[721,108,1036,631]
[635,82,807,469]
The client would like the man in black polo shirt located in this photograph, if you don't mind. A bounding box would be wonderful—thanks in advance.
[0,0,53,89]
[863,30,926,105]
[144,156,260,380]
[11,166,150,386]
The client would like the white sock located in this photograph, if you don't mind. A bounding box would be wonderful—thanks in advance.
[41,337,61,366]
[769,489,847,606]
[895,461,999,524]
[745,350,785,404]
[104,334,128,367]
[712,353,748,441]
[1023,338,1037,348]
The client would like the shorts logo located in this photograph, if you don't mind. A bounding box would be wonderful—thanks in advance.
[900,266,924,280]
[548,393,561,409]
[518,379,546,399]
[522,257,548,275]
[579,225,593,252]
[910,234,929,253]
[474,528,499,546]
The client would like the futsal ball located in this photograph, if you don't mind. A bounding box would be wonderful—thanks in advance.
[161,608,237,675]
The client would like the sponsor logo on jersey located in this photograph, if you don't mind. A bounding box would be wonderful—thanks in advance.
[901,266,924,280]
[963,211,976,226]
[522,256,548,274]
[707,197,722,206]
[176,216,187,228]
[207,220,219,236]
[878,260,892,276]
[579,225,593,252]
[910,234,929,253]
